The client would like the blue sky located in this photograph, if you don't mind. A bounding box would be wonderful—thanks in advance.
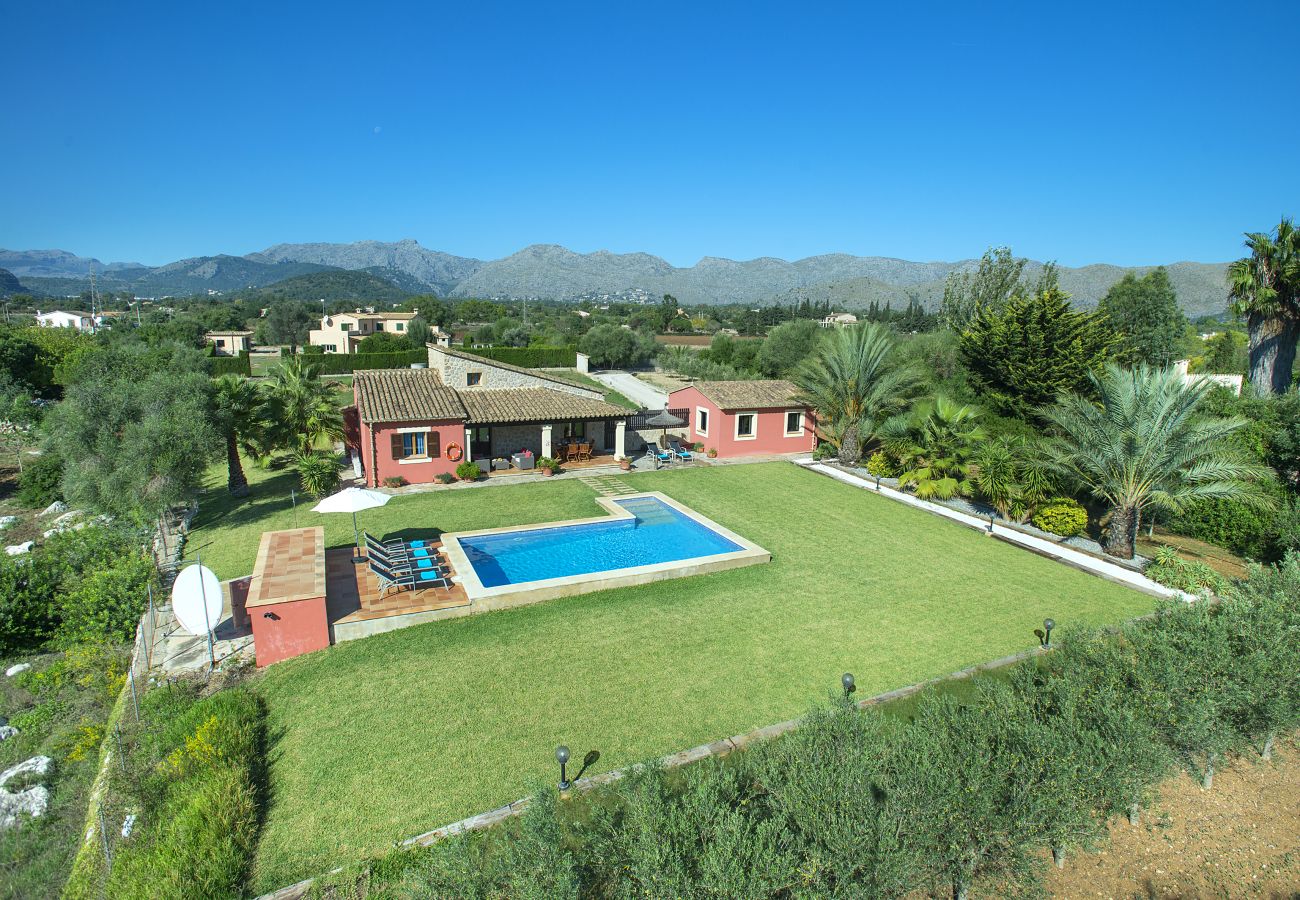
[2,1,1296,268]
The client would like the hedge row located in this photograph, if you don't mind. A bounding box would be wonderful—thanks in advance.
[310,350,426,374]
[207,355,252,376]
[463,345,577,368]
[325,555,1300,899]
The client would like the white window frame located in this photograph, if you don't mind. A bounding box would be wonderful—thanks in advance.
[734,410,757,441]
[784,409,804,437]
[696,406,710,437]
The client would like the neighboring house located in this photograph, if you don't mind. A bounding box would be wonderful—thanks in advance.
[819,312,858,328]
[349,345,632,486]
[669,380,816,458]
[1173,359,1243,396]
[35,309,96,331]
[309,311,446,353]
[205,330,254,356]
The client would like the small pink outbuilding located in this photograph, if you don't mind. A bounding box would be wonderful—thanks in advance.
[668,380,817,458]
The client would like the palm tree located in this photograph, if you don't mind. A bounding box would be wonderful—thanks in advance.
[881,396,987,500]
[1041,364,1273,559]
[211,374,268,497]
[264,356,344,454]
[1227,218,1300,394]
[792,324,920,464]
[973,435,1058,522]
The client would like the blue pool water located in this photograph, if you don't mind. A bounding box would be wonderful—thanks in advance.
[460,497,742,588]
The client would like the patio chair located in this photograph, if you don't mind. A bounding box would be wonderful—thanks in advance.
[366,538,449,575]
[668,439,693,461]
[565,443,581,462]
[645,442,673,465]
[368,556,451,597]
[576,442,592,461]
[364,531,434,558]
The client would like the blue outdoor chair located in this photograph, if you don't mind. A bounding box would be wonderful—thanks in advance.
[668,439,694,460]
[368,556,451,597]
[645,442,673,465]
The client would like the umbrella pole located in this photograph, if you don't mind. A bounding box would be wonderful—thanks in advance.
[351,510,365,564]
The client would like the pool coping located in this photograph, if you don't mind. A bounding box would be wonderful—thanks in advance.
[440,491,771,606]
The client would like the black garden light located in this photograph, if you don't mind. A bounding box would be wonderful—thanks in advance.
[1043,618,1056,649]
[555,745,571,790]
[842,672,856,700]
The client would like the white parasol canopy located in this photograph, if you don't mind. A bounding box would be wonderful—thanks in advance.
[312,487,392,559]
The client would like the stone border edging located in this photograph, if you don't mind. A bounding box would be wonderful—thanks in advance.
[253,646,1042,900]
[795,459,1188,601]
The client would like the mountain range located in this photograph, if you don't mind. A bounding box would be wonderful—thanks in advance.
[0,240,1234,316]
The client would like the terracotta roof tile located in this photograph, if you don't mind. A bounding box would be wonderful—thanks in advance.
[353,369,466,423]
[459,388,631,424]
[690,380,804,410]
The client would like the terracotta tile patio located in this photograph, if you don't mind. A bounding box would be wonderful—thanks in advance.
[325,545,470,624]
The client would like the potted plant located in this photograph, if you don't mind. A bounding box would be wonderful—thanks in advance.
[455,461,482,482]
[706,447,718,459]
[435,472,454,485]
[382,475,407,488]
[537,456,559,477]
[618,456,632,471]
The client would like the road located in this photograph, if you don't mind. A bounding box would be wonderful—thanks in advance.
[590,370,667,410]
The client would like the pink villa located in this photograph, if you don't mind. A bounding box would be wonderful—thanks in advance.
[348,346,633,486]
[668,380,817,458]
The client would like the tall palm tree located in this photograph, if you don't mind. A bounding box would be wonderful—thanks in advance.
[1227,218,1300,394]
[881,396,987,500]
[211,374,268,497]
[792,324,920,464]
[1041,364,1273,559]
[264,356,344,454]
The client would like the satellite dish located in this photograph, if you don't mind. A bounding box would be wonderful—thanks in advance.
[171,564,223,636]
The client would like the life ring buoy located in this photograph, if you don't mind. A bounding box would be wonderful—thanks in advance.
[446,442,463,462]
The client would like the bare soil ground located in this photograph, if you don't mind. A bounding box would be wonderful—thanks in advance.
[0,462,46,547]
[1137,528,1252,581]
[1045,734,1299,898]
[638,370,691,393]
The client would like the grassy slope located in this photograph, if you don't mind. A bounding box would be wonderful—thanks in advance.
[249,463,1152,890]
[540,369,639,410]
[184,458,603,581]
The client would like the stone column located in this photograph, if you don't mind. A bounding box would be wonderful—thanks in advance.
[541,423,552,459]
[615,419,626,460]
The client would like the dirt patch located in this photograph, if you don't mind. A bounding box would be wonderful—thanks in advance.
[0,463,47,547]
[1137,528,1251,581]
[1046,734,1300,898]
[637,371,691,393]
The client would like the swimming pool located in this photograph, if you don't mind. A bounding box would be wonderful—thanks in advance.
[440,491,770,606]
[461,496,743,587]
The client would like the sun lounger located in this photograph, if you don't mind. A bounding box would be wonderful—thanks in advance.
[364,534,448,573]
[368,556,451,597]
[645,442,673,465]
[668,439,693,460]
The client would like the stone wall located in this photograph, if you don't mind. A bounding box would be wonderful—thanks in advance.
[429,347,602,399]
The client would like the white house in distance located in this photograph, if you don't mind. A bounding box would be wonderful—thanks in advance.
[1173,359,1243,396]
[819,312,859,328]
[308,311,446,353]
[35,310,98,331]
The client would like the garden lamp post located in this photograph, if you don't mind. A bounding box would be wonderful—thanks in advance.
[842,672,856,700]
[555,745,571,790]
[1043,618,1055,649]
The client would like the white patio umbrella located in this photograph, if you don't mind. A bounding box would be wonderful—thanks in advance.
[312,487,392,563]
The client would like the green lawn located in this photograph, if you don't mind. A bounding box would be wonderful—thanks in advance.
[245,463,1154,891]
[184,459,602,580]
[540,369,639,409]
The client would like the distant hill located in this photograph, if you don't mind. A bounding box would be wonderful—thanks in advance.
[238,270,411,303]
[0,267,30,297]
[1,240,1235,316]
[0,248,143,278]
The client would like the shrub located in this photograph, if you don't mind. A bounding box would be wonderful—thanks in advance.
[1144,545,1225,595]
[455,461,482,481]
[56,552,157,647]
[382,475,407,488]
[811,442,836,461]
[864,450,898,477]
[206,355,252,377]
[296,452,340,498]
[308,350,426,375]
[1032,498,1088,537]
[18,451,64,507]
[536,457,558,472]
[1164,488,1291,561]
[435,472,454,485]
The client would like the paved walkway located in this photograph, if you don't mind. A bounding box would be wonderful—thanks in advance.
[797,459,1186,600]
[579,475,637,497]
[590,369,667,410]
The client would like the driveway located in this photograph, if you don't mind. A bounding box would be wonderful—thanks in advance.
[590,370,667,410]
